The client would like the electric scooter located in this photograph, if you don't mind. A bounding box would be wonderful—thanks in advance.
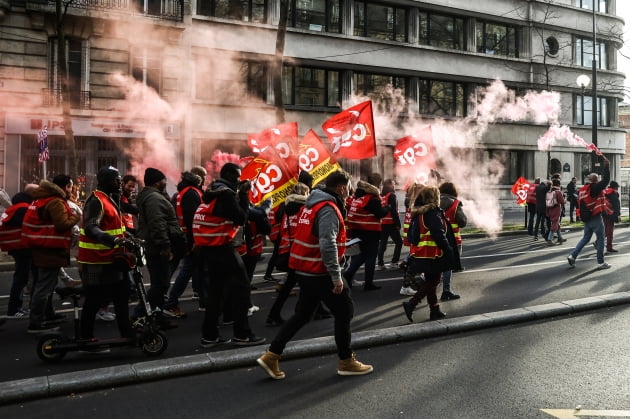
[35,237,168,362]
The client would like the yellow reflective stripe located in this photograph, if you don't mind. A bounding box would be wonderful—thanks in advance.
[79,228,125,236]
[79,242,120,250]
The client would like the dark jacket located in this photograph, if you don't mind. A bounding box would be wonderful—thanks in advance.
[137,186,184,255]
[381,184,401,228]
[439,193,467,229]
[203,178,250,247]
[535,182,550,214]
[173,178,203,250]
[566,180,578,203]
[603,189,621,221]
[30,180,80,268]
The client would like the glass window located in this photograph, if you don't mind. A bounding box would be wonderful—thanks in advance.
[132,47,161,94]
[476,21,519,58]
[419,79,465,117]
[196,57,267,103]
[354,1,407,42]
[47,38,89,109]
[353,72,406,113]
[289,0,340,33]
[419,12,464,50]
[283,66,340,107]
[576,0,607,13]
[576,95,610,127]
[576,38,607,69]
[197,0,267,23]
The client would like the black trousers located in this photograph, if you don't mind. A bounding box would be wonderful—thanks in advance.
[270,274,354,360]
[81,280,133,339]
[377,224,403,265]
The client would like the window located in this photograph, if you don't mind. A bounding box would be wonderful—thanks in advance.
[576,94,610,126]
[418,79,465,117]
[132,47,161,94]
[485,150,534,185]
[576,0,607,13]
[418,12,464,50]
[47,38,90,109]
[476,21,519,58]
[576,38,607,69]
[283,66,340,107]
[196,57,268,103]
[353,73,406,113]
[289,0,340,32]
[354,1,407,42]
[197,0,267,23]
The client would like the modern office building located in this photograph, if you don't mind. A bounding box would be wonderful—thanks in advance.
[0,0,626,200]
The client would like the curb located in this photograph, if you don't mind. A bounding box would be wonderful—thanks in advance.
[2,291,630,406]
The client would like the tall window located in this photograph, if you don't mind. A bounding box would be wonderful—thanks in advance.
[283,66,339,107]
[353,73,406,113]
[289,0,340,32]
[354,2,407,42]
[418,12,464,50]
[132,48,161,94]
[197,0,267,22]
[196,58,267,103]
[418,79,465,117]
[576,95,610,126]
[576,38,607,69]
[484,150,534,185]
[47,38,90,109]
[476,21,519,58]
[576,0,607,12]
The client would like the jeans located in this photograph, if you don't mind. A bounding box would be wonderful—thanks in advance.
[533,212,549,239]
[270,274,354,360]
[164,252,205,309]
[570,215,605,264]
[143,252,172,312]
[344,231,380,286]
[377,224,403,266]
[7,249,37,315]
[30,267,59,326]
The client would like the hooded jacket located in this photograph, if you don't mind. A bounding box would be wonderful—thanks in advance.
[137,185,184,254]
[173,173,203,250]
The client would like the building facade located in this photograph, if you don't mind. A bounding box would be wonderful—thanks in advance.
[0,0,626,200]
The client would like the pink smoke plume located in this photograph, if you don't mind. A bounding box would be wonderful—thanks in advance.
[537,125,603,155]
[205,150,242,178]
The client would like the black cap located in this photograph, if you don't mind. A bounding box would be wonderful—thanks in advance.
[144,168,166,186]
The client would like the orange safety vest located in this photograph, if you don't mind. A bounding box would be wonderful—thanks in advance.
[443,199,462,245]
[346,195,382,232]
[175,186,202,233]
[192,200,239,247]
[278,211,301,255]
[120,194,135,231]
[289,201,346,274]
[410,212,447,259]
[380,193,394,225]
[0,202,30,251]
[402,209,412,246]
[525,184,537,204]
[577,184,610,217]
[268,207,281,243]
[242,220,264,257]
[77,190,125,264]
[22,196,73,249]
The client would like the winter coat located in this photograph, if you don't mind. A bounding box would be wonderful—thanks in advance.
[439,193,467,229]
[137,186,184,255]
[545,187,565,231]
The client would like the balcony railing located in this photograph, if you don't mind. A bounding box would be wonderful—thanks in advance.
[23,0,183,22]
[43,88,91,110]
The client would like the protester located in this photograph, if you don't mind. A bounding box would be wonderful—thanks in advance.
[257,170,373,379]
[544,179,566,245]
[377,179,402,270]
[533,179,550,241]
[602,180,621,253]
[526,178,539,235]
[566,177,579,223]
[438,181,467,301]
[399,183,424,296]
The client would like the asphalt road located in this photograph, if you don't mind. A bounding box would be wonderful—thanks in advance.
[1,225,628,385]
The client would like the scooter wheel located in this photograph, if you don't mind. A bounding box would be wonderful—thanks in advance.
[36,334,67,363]
[141,331,168,357]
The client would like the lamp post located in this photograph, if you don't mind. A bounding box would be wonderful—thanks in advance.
[590,4,598,173]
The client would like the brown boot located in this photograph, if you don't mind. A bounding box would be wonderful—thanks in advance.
[257,350,285,380]
[337,353,374,376]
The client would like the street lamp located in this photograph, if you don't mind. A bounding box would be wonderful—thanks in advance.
[590,5,598,173]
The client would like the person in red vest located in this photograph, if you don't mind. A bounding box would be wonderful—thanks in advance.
[344,174,390,291]
[402,186,461,322]
[438,181,467,301]
[568,156,611,269]
[23,175,80,334]
[120,174,138,235]
[78,166,134,340]
[602,180,621,253]
[377,179,403,270]
[526,178,539,235]
[257,170,373,380]
[0,188,37,317]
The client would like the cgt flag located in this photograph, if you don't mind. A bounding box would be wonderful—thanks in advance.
[393,126,435,184]
[37,126,49,163]
[241,146,297,208]
[298,130,340,187]
[510,176,531,206]
[321,100,376,159]
[248,122,300,174]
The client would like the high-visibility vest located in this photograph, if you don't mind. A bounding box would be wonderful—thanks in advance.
[268,207,281,243]
[346,195,382,232]
[120,194,135,231]
[192,200,239,247]
[402,209,412,246]
[577,184,610,217]
[410,212,447,259]
[380,193,394,225]
[0,202,29,251]
[288,201,346,274]
[443,199,462,245]
[241,220,264,257]
[22,196,73,249]
[175,186,202,233]
[526,184,537,204]
[77,190,125,264]
[278,211,301,255]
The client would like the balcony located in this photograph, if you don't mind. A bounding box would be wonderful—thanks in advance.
[43,88,91,110]
[22,0,183,22]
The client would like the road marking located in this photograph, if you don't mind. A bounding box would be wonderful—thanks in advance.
[541,408,630,417]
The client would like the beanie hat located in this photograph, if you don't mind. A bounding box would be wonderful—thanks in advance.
[181,171,202,188]
[97,166,120,184]
[144,167,166,186]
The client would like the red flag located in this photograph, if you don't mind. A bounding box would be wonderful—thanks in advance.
[37,126,49,163]
[241,146,297,208]
[510,176,531,206]
[393,126,435,184]
[298,130,340,186]
[248,122,299,173]
[321,101,376,159]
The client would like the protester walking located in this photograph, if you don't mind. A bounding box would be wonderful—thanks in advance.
[438,181,467,301]
[602,180,621,253]
[377,179,403,270]
[545,179,566,245]
[566,177,579,223]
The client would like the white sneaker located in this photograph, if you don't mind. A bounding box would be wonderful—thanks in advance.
[598,262,611,270]
[248,305,260,316]
[96,309,116,322]
[376,265,386,271]
[399,286,417,296]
